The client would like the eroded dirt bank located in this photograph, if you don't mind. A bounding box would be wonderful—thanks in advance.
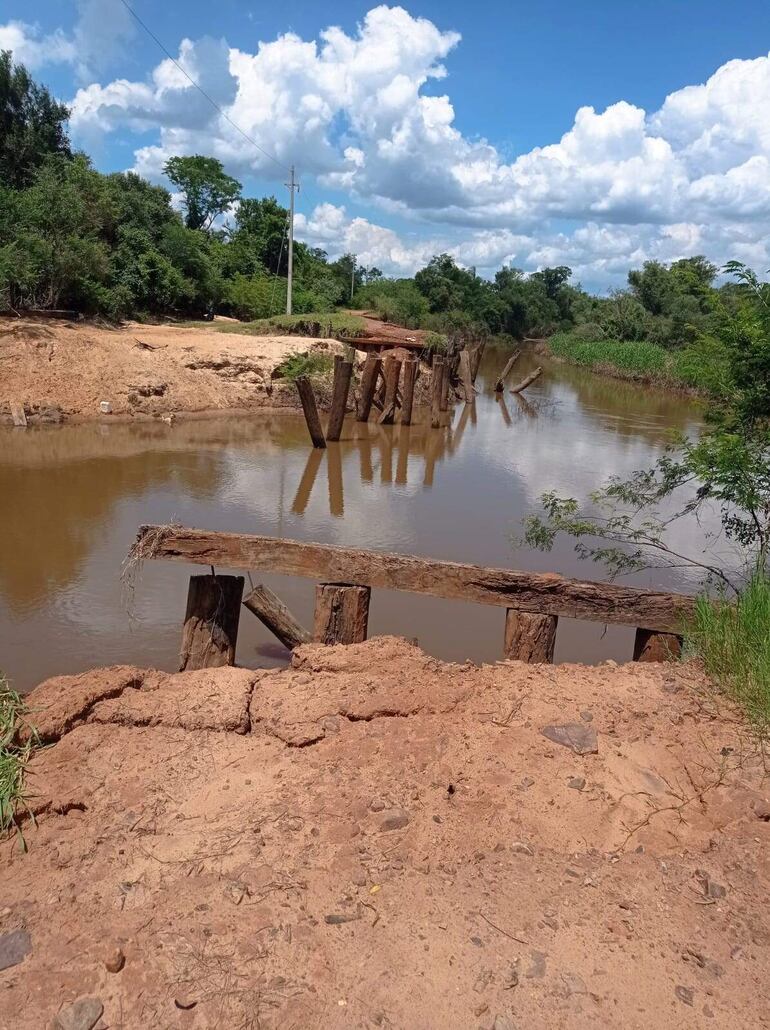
[2,638,769,1028]
[0,317,344,423]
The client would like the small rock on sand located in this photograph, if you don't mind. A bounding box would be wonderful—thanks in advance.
[0,929,31,972]
[541,723,598,755]
[380,808,410,831]
[104,946,125,973]
[675,986,694,1006]
[52,997,104,1030]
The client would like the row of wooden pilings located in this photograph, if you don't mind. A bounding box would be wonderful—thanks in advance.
[295,342,487,450]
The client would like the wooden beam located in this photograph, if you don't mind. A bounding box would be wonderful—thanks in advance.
[633,629,683,662]
[313,584,370,644]
[469,340,485,383]
[243,583,311,650]
[140,526,695,633]
[326,359,353,441]
[494,350,521,392]
[430,356,445,429]
[357,354,382,422]
[504,609,557,663]
[401,359,418,425]
[377,356,401,425]
[295,376,326,448]
[179,574,244,671]
[511,367,543,394]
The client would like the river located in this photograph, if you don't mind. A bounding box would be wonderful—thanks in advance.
[0,346,710,692]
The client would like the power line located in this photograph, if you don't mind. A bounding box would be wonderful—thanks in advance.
[117,0,288,174]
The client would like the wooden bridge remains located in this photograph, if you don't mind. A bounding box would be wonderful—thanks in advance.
[134,525,692,672]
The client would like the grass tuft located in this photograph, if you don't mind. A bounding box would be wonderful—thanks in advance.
[0,675,37,846]
[185,312,367,338]
[272,350,335,382]
[686,572,770,729]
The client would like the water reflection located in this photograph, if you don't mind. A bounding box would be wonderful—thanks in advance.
[0,347,709,690]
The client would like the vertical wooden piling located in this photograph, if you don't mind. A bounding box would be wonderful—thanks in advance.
[503,608,557,663]
[378,356,402,425]
[357,354,382,421]
[326,359,353,442]
[179,574,244,671]
[458,350,476,403]
[439,359,450,412]
[430,356,445,429]
[401,359,418,425]
[313,584,371,644]
[633,629,682,662]
[296,376,326,448]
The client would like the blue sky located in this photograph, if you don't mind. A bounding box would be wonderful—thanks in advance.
[3,1,770,289]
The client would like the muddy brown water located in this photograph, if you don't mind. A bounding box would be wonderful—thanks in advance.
[1,347,714,692]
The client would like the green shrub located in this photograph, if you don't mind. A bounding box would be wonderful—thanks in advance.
[272,350,334,381]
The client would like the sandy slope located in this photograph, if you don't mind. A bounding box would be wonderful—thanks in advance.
[0,317,343,423]
[1,638,769,1028]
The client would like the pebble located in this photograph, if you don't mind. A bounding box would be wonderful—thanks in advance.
[104,946,125,973]
[52,997,104,1030]
[380,809,410,832]
[525,951,547,979]
[510,842,534,856]
[369,798,386,812]
[492,1014,515,1030]
[675,986,694,1007]
[174,995,197,1011]
[568,777,586,790]
[580,711,594,722]
[0,928,31,972]
[753,799,770,821]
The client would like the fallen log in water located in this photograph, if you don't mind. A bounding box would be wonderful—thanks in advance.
[243,583,311,650]
[494,350,521,392]
[510,367,542,394]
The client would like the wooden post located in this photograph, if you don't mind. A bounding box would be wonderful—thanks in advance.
[378,356,402,425]
[10,401,27,428]
[296,376,326,448]
[243,583,311,651]
[494,350,521,392]
[439,359,450,412]
[504,608,557,663]
[326,359,353,442]
[430,356,445,429]
[458,350,475,403]
[291,447,324,514]
[511,367,543,394]
[633,629,682,662]
[180,574,244,671]
[469,340,486,383]
[313,584,371,644]
[401,359,418,425]
[357,354,382,422]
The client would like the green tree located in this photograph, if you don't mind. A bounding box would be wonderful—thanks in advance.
[163,155,241,231]
[0,51,71,189]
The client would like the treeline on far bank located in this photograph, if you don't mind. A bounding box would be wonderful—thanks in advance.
[1,51,767,396]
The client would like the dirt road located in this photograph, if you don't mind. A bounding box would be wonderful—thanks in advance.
[0,317,342,423]
[2,638,768,1028]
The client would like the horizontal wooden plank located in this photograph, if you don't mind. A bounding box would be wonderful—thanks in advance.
[136,526,696,633]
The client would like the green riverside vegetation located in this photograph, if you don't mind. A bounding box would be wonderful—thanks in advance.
[0,674,37,847]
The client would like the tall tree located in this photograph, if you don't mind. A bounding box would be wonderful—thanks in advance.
[163,155,241,231]
[0,51,71,189]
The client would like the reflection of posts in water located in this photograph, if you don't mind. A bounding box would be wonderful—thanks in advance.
[514,394,538,419]
[327,442,344,517]
[396,425,411,485]
[291,447,324,515]
[377,426,394,483]
[469,399,478,426]
[357,426,374,482]
[496,393,512,426]
[448,401,472,455]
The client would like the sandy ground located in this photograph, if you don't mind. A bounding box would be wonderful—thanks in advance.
[0,317,345,423]
[2,637,769,1029]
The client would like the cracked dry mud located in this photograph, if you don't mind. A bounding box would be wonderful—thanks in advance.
[2,637,770,1028]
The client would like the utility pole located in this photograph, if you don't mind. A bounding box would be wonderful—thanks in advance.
[286,165,299,315]
[351,255,356,304]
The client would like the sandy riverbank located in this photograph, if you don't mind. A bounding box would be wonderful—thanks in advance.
[0,317,345,424]
[2,637,768,1028]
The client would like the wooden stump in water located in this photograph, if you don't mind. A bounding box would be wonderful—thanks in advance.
[469,340,485,383]
[180,574,244,671]
[494,350,521,392]
[295,376,326,448]
[378,356,402,425]
[326,359,353,441]
[313,584,371,644]
[401,359,418,425]
[430,356,445,429]
[243,583,311,651]
[633,629,682,662]
[357,354,382,421]
[458,350,476,403]
[504,608,557,663]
